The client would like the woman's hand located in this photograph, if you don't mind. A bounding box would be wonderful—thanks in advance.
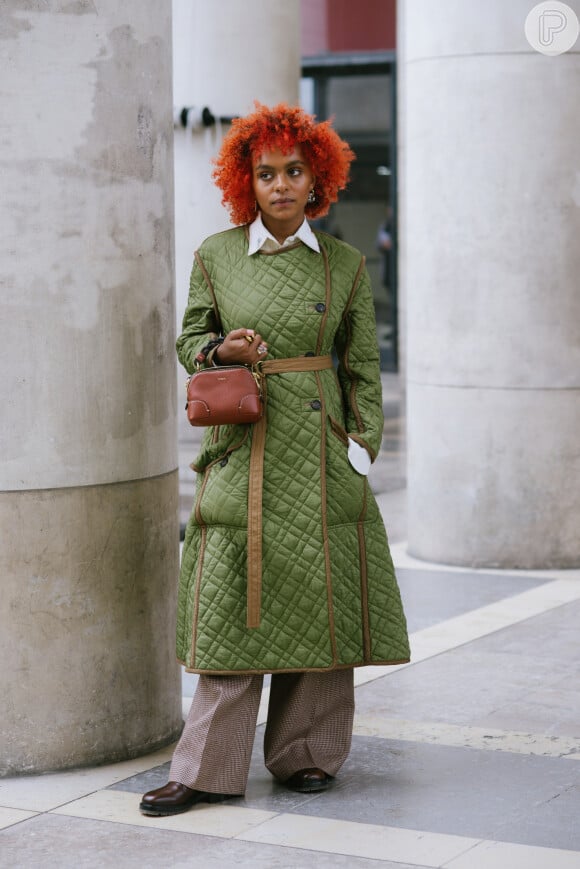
[215,328,268,365]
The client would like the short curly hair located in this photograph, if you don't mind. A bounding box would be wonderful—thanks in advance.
[212,102,355,225]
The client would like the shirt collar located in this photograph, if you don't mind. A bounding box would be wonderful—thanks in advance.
[247,213,320,256]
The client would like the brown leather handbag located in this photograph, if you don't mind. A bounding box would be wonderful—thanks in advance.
[186,364,263,426]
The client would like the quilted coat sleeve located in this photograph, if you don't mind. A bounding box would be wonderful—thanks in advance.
[334,258,384,461]
[176,253,221,374]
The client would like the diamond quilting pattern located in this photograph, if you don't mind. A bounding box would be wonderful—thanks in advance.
[176,228,410,673]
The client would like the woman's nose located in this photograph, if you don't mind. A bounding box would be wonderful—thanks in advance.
[274,173,287,191]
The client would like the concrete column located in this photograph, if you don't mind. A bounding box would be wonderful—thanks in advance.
[172,0,301,328]
[0,1,182,774]
[400,0,580,567]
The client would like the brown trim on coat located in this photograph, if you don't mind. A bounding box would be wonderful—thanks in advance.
[189,525,207,669]
[328,415,349,446]
[357,480,371,661]
[315,246,331,355]
[182,658,411,676]
[315,370,338,665]
[246,379,268,629]
[194,466,210,528]
[194,250,223,333]
[340,256,367,433]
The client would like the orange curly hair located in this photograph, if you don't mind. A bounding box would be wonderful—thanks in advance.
[213,102,355,225]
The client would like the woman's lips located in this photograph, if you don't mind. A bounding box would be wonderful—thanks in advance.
[272,198,294,206]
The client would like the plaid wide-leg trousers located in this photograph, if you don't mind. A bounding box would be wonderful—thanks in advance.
[169,670,355,794]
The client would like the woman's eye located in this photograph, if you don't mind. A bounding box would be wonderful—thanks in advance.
[258,172,272,181]
[288,167,301,177]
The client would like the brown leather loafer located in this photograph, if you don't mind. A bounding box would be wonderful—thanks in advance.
[139,781,240,816]
[283,767,333,793]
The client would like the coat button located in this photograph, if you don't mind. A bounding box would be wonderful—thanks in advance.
[219,456,229,467]
[315,302,326,313]
[310,399,322,411]
[304,351,315,357]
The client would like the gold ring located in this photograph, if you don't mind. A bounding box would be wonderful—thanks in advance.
[244,334,254,344]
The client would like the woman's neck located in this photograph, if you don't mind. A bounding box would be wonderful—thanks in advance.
[260,214,303,245]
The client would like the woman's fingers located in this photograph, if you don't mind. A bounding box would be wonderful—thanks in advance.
[218,329,267,364]
[227,327,255,342]
[252,333,268,358]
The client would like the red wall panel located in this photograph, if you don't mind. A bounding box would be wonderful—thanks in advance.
[301,0,396,54]
[328,0,396,51]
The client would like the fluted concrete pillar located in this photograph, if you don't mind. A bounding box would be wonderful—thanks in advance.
[400,0,580,567]
[0,1,182,774]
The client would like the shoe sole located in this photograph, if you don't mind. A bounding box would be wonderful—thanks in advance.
[285,779,332,794]
[139,792,239,817]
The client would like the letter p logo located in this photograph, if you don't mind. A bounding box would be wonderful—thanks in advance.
[539,10,567,45]
[525,1,579,55]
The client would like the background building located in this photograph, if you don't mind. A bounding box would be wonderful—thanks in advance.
[300,0,399,369]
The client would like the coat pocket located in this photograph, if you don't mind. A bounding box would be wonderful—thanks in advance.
[325,415,365,526]
[190,424,249,473]
[328,415,349,446]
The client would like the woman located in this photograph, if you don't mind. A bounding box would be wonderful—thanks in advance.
[140,103,409,816]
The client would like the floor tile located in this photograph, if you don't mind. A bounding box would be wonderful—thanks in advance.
[353,579,580,695]
[237,813,481,866]
[108,762,172,796]
[355,601,580,739]
[352,715,580,757]
[395,568,547,633]
[0,813,410,869]
[279,735,580,851]
[51,789,277,838]
[113,723,580,852]
[405,579,580,662]
[0,806,37,830]
[443,838,580,869]
[0,745,175,813]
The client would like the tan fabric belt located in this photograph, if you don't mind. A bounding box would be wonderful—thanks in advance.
[246,354,334,628]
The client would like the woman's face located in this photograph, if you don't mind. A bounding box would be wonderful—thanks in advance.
[252,145,314,239]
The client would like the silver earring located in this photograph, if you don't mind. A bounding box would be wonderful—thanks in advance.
[308,189,316,204]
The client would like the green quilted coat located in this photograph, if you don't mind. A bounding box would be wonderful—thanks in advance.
[176,226,410,674]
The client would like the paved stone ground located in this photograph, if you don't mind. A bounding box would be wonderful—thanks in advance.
[2,374,579,868]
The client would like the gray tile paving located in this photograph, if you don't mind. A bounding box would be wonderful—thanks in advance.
[114,573,580,856]
[355,600,580,736]
[280,736,580,851]
[395,568,549,632]
[112,731,580,852]
[0,813,417,869]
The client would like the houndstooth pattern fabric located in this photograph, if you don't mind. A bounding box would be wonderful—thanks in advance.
[169,674,262,794]
[169,669,354,793]
[263,669,354,779]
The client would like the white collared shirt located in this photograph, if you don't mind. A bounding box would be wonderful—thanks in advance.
[247,213,320,256]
